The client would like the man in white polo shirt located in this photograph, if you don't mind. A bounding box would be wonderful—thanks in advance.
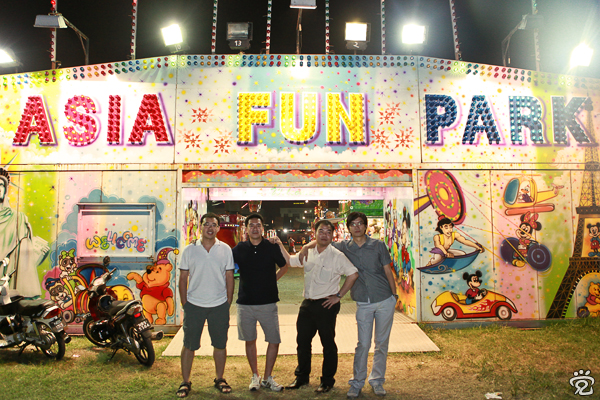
[177,212,235,398]
[274,219,358,394]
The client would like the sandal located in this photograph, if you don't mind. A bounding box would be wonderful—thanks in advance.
[214,378,232,394]
[176,382,192,398]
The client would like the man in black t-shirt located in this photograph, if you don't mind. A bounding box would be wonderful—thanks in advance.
[232,213,288,392]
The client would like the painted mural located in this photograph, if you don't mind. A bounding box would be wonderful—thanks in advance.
[383,187,417,319]
[38,172,179,327]
[0,54,598,325]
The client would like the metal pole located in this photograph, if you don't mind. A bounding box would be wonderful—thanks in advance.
[296,9,303,55]
[325,0,330,54]
[63,17,89,65]
[448,0,461,60]
[51,0,57,69]
[211,0,218,54]
[531,0,541,71]
[266,0,272,54]
[131,0,138,59]
[380,0,386,55]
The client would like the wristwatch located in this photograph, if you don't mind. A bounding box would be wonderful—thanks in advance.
[336,292,342,298]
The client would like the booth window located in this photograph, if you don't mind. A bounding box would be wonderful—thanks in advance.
[76,203,156,264]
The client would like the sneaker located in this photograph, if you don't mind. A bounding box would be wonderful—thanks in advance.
[347,386,361,398]
[261,376,284,392]
[249,374,261,391]
[371,383,386,396]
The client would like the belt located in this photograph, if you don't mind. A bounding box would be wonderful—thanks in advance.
[306,297,331,302]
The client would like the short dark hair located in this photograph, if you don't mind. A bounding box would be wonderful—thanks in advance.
[200,212,222,225]
[346,212,368,229]
[244,213,264,227]
[435,216,454,233]
[315,219,335,232]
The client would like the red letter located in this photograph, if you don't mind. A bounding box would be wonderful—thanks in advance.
[107,95,122,145]
[128,94,171,145]
[13,96,56,145]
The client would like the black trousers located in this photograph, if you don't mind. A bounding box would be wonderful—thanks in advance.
[294,298,341,386]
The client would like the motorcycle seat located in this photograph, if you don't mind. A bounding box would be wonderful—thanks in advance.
[0,300,22,315]
[107,300,131,316]
[16,299,55,316]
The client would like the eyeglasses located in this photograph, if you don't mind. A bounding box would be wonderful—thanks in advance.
[350,221,365,227]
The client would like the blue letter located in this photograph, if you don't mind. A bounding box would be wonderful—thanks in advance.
[509,96,544,144]
[462,95,500,144]
[425,95,457,144]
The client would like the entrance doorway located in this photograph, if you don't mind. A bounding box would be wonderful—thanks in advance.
[165,185,440,356]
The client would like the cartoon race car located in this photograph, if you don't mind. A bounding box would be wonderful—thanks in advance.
[431,289,518,321]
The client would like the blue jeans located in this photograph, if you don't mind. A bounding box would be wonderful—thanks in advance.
[348,295,396,390]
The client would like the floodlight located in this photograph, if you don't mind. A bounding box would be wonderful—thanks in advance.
[0,50,15,64]
[402,24,427,45]
[161,24,183,46]
[291,0,316,9]
[346,23,369,41]
[570,43,594,69]
[0,49,21,69]
[34,14,67,29]
[345,22,370,51]
[227,22,253,51]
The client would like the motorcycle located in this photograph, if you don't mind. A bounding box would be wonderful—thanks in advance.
[0,257,70,360]
[82,256,160,367]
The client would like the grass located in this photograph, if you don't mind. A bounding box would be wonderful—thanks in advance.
[1,318,599,399]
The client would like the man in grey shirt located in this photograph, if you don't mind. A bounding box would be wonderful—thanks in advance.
[299,212,398,398]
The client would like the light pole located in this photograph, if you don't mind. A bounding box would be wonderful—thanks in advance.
[34,12,89,68]
[501,13,543,71]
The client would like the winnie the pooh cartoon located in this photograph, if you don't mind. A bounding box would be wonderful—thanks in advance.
[127,247,178,324]
[584,281,600,317]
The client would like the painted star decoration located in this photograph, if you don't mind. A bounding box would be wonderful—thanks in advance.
[378,102,401,125]
[191,107,213,124]
[179,128,202,149]
[213,129,233,154]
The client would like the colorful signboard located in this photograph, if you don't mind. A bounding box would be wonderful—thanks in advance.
[1,55,597,167]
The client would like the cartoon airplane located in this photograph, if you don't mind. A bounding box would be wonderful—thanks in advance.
[502,176,563,216]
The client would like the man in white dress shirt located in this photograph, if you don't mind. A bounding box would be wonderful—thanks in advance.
[275,219,358,393]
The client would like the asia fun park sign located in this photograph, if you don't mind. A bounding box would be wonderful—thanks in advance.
[1,54,598,166]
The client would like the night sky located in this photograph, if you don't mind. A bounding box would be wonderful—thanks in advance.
[0,0,598,78]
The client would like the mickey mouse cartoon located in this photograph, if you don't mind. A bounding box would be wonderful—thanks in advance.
[463,270,486,305]
[587,222,600,257]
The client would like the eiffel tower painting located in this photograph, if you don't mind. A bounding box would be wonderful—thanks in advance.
[546,100,600,318]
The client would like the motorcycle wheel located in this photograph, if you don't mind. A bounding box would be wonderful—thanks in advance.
[83,315,110,347]
[129,326,155,367]
[37,322,66,360]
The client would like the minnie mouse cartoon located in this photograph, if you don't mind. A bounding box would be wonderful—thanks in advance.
[463,270,486,305]
[512,212,542,267]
